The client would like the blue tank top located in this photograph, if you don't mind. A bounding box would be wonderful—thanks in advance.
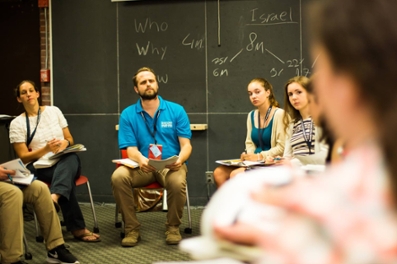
[250,110,275,153]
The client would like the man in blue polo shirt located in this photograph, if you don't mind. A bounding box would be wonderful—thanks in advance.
[111,67,192,247]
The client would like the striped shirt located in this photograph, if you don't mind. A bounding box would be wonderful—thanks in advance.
[290,117,315,156]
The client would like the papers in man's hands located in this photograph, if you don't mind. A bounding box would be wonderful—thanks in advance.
[112,158,139,169]
[1,158,34,185]
[149,156,178,170]
[112,156,178,170]
[215,159,264,167]
[33,144,87,169]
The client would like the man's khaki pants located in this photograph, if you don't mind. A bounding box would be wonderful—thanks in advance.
[111,164,187,235]
[0,180,64,263]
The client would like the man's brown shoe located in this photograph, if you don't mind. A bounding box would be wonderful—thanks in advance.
[165,226,181,245]
[121,230,141,247]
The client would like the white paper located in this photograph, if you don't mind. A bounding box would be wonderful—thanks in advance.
[215,159,265,167]
[5,174,35,185]
[149,156,179,170]
[112,158,139,169]
[48,143,86,160]
[1,159,34,185]
[1,158,31,177]
[112,155,179,170]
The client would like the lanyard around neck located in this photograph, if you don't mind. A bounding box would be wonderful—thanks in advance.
[26,107,41,148]
[141,110,161,145]
[257,106,272,151]
[300,117,313,154]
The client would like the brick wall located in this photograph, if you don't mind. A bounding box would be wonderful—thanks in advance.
[39,7,51,106]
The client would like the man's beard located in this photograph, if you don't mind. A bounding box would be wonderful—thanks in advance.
[139,90,158,100]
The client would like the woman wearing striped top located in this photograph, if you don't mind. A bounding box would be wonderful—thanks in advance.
[279,76,328,166]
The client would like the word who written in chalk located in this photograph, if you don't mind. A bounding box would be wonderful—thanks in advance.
[134,18,168,33]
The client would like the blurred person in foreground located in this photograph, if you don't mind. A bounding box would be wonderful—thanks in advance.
[211,0,397,263]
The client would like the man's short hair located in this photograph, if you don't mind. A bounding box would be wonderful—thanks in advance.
[133,67,156,87]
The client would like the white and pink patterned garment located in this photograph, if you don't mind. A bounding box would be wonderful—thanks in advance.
[190,142,397,264]
[254,143,397,264]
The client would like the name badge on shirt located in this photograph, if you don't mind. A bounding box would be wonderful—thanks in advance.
[149,144,162,160]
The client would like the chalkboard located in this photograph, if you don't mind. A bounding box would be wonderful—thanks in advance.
[52,0,118,114]
[118,1,207,112]
[52,0,312,112]
[51,0,313,205]
[207,0,311,112]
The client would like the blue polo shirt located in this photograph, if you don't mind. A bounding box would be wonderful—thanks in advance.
[118,96,192,159]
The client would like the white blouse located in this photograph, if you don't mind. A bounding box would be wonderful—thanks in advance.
[9,106,68,151]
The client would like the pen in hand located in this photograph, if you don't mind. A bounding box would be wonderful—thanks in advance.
[7,174,14,184]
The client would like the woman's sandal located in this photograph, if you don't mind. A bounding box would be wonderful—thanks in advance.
[73,232,101,243]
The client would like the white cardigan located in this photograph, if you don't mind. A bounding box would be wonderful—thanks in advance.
[245,108,287,160]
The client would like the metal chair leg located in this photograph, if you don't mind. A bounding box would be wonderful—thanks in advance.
[162,189,168,211]
[85,180,99,233]
[33,211,44,242]
[115,204,122,228]
[23,233,32,260]
[184,183,192,234]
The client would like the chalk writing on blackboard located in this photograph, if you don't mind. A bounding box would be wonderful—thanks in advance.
[134,18,168,33]
[247,7,297,26]
[210,48,244,77]
[213,69,228,77]
[135,41,167,60]
[265,49,285,64]
[246,32,264,53]
[270,58,311,78]
[158,74,168,84]
[182,33,205,50]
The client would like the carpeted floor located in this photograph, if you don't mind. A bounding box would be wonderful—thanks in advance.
[23,203,204,264]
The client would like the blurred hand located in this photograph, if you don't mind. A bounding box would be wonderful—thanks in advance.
[0,166,15,181]
[213,221,261,246]
[139,157,156,173]
[46,138,66,153]
[241,153,260,161]
[166,159,182,171]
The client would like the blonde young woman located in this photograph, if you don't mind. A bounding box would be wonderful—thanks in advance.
[275,76,328,166]
[214,78,286,187]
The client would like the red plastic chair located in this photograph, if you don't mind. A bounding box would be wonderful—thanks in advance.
[114,149,192,235]
[34,175,99,242]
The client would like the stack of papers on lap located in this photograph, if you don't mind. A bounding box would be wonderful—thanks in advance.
[33,153,60,169]
[215,159,264,167]
[7,174,35,185]
[112,155,179,170]
[33,144,87,169]
[112,158,139,169]
[1,158,35,185]
[48,143,87,160]
[149,155,178,170]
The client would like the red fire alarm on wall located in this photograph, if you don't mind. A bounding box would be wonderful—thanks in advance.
[40,69,50,83]
[38,0,49,8]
